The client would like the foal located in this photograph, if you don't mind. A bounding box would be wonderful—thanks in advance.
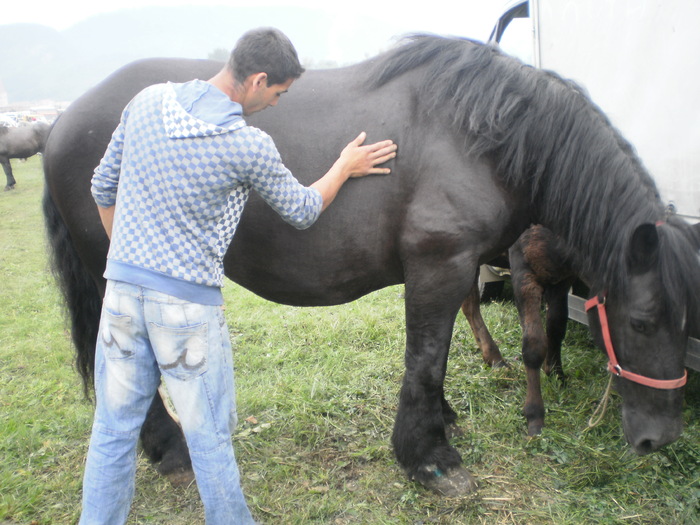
[462,225,577,435]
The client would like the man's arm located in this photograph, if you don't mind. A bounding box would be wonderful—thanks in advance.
[92,107,130,240]
[97,205,115,240]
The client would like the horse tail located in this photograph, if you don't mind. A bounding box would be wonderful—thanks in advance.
[42,185,101,397]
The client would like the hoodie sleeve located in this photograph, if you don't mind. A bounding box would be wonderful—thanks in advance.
[239,129,323,230]
[91,105,129,208]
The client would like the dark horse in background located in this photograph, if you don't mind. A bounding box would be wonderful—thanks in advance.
[0,121,50,190]
[42,36,700,497]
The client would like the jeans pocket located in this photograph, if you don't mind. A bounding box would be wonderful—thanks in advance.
[149,321,209,381]
[101,310,135,360]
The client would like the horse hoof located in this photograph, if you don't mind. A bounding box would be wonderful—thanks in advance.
[418,465,478,497]
[4,185,15,191]
[492,359,509,369]
[154,446,194,487]
[527,422,544,436]
[445,423,464,439]
[160,466,195,488]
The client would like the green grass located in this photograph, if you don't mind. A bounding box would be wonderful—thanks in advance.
[1,157,699,524]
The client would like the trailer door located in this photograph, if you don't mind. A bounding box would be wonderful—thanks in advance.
[533,0,700,223]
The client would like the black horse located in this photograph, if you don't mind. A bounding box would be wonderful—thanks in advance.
[42,36,700,497]
[0,122,50,190]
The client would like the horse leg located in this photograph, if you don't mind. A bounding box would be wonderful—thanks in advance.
[1,157,16,190]
[461,271,507,367]
[510,246,548,436]
[139,390,194,486]
[543,280,571,382]
[517,281,548,436]
[393,270,478,496]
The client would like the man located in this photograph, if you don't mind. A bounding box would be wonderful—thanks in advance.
[81,27,397,524]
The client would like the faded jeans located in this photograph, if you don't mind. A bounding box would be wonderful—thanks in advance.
[79,280,255,524]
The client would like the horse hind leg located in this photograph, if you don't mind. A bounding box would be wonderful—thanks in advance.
[461,271,507,368]
[139,390,194,487]
[1,157,16,190]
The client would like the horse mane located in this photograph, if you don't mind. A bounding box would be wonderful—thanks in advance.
[368,35,699,313]
[658,217,700,327]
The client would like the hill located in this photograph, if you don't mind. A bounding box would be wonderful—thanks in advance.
[0,6,395,104]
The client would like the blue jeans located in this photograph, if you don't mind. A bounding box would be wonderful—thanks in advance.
[79,281,255,524]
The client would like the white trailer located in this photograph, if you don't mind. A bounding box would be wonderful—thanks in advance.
[489,0,700,370]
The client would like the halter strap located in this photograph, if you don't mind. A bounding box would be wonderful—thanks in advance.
[585,295,687,389]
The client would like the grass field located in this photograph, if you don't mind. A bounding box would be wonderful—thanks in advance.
[1,157,698,524]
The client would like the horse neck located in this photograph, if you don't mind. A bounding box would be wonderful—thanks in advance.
[534,139,664,289]
[531,118,665,292]
[446,54,665,291]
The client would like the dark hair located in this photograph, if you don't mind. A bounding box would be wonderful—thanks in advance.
[229,27,305,85]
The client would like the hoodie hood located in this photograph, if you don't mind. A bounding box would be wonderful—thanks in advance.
[163,80,245,139]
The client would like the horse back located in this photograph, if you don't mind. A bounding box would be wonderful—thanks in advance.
[42,55,517,308]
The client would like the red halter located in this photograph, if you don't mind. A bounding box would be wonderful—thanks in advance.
[585,295,688,389]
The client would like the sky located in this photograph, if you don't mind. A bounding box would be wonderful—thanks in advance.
[2,1,513,60]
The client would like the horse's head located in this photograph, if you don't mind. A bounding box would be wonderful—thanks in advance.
[587,222,700,455]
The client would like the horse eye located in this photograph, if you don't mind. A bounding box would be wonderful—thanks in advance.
[630,318,655,335]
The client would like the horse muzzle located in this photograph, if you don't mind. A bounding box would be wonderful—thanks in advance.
[621,405,683,455]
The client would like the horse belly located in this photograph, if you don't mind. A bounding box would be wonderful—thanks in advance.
[225,177,404,306]
[8,145,38,159]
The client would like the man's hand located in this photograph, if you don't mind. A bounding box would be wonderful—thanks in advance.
[339,132,397,178]
[311,132,398,211]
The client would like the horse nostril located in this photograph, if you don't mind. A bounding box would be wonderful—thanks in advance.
[634,439,655,455]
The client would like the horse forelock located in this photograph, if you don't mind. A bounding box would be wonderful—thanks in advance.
[370,35,668,294]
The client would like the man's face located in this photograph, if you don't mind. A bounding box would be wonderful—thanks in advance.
[242,76,294,116]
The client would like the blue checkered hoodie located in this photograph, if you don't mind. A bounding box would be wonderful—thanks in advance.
[91,81,323,305]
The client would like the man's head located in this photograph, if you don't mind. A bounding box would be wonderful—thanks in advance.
[223,27,304,115]
[229,28,305,86]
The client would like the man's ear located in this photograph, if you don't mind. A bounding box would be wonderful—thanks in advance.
[252,72,268,89]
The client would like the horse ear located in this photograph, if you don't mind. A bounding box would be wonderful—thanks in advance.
[628,223,659,274]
